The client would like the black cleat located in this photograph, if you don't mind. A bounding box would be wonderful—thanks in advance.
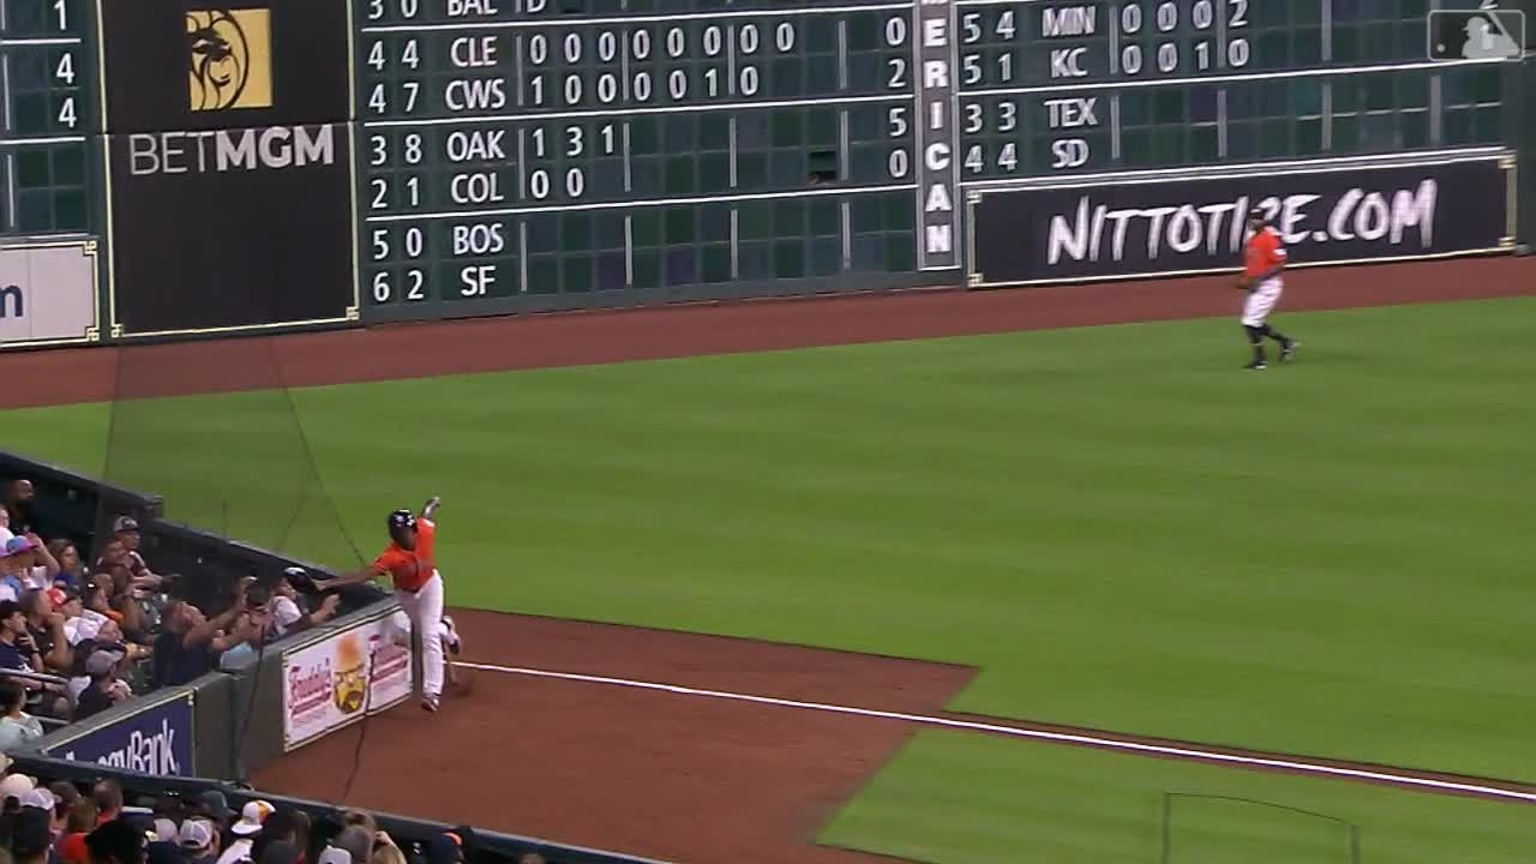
[1245,360,1268,371]
[1280,340,1300,362]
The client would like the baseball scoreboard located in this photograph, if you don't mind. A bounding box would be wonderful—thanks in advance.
[0,0,1528,344]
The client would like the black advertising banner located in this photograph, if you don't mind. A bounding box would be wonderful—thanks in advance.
[969,156,1515,287]
[101,0,355,335]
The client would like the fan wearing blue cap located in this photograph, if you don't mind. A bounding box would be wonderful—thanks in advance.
[316,496,460,712]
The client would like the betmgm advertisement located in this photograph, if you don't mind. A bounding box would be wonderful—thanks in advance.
[282,614,413,751]
[100,1,357,337]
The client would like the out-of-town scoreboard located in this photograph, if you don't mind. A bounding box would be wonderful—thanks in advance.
[0,0,1525,344]
[356,0,1519,315]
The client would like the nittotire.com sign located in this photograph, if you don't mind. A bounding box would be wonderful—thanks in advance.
[968,153,1515,287]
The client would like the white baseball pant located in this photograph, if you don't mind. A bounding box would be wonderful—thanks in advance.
[394,570,446,698]
[1241,278,1284,327]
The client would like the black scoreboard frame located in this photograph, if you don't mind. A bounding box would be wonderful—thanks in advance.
[0,0,1532,350]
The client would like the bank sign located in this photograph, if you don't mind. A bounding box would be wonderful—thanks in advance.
[42,691,195,777]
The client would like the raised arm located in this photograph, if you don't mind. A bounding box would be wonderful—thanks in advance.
[421,496,441,521]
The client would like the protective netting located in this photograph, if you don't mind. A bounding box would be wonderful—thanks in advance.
[97,333,361,571]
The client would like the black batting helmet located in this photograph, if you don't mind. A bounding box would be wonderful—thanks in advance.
[388,509,417,533]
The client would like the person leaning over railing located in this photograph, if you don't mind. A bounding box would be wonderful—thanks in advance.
[152,577,256,688]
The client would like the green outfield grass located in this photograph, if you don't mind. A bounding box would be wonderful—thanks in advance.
[819,730,1536,863]
[4,297,1534,792]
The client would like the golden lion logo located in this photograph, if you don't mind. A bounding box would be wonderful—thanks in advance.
[332,632,368,715]
[186,8,273,111]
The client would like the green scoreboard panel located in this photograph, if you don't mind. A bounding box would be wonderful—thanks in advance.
[0,0,96,236]
[354,0,1518,315]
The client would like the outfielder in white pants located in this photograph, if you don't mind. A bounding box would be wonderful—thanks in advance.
[322,496,461,713]
[1237,213,1299,370]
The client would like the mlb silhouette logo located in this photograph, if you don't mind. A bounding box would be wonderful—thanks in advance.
[186,8,274,111]
[1427,9,1525,61]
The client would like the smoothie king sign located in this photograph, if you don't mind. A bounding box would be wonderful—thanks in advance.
[282,615,413,750]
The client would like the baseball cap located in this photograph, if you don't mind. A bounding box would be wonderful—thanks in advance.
[0,772,36,801]
[152,818,179,843]
[112,515,140,533]
[178,818,216,851]
[2,536,37,557]
[0,599,21,620]
[196,789,234,820]
[86,648,125,677]
[315,847,353,864]
[230,799,274,836]
[20,787,59,811]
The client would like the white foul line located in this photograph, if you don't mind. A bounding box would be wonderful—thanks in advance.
[457,661,1536,805]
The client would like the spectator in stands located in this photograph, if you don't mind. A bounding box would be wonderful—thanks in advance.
[105,519,164,591]
[0,680,44,750]
[0,771,38,807]
[64,582,116,647]
[91,782,123,827]
[86,549,144,638]
[1,482,36,538]
[0,506,13,546]
[177,820,219,864]
[264,570,340,641]
[85,817,144,864]
[12,793,55,864]
[0,604,67,719]
[48,782,79,839]
[191,792,234,849]
[0,537,59,595]
[249,807,302,864]
[58,798,98,862]
[325,828,371,864]
[215,801,273,864]
[367,834,406,864]
[46,541,87,591]
[22,590,70,674]
[74,649,131,721]
[153,577,255,688]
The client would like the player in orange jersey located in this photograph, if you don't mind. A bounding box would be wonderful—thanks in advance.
[319,496,460,712]
[1235,210,1299,370]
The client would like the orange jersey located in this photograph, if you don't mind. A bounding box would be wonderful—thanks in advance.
[372,518,437,592]
[1244,228,1286,279]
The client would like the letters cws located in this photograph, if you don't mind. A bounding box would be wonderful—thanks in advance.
[915,0,960,271]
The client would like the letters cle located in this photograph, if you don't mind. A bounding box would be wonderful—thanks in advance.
[915,0,960,270]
